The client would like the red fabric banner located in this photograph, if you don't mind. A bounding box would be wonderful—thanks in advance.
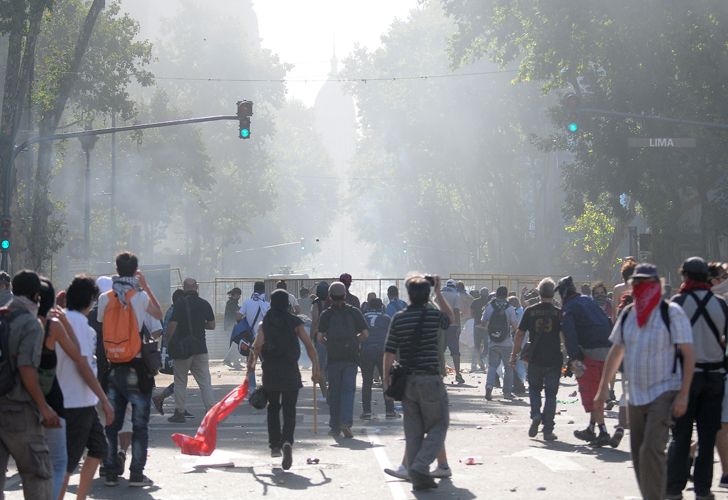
[171,379,249,456]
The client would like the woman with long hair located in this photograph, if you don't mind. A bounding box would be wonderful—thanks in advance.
[247,289,320,470]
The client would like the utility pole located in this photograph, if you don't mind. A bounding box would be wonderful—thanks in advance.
[110,112,117,256]
[79,123,98,264]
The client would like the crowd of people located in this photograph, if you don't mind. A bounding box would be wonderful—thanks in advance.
[3,255,728,498]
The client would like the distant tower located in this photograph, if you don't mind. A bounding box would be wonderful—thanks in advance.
[313,44,356,174]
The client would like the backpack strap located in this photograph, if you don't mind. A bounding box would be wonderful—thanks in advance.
[620,301,679,374]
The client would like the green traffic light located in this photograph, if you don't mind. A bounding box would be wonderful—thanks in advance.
[240,128,250,138]
[568,122,578,133]
[1,240,9,250]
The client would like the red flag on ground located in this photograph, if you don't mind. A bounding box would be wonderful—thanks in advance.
[171,379,250,456]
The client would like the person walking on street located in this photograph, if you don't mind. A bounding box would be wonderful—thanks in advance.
[385,285,407,318]
[223,287,243,369]
[246,289,320,470]
[441,279,465,384]
[166,278,216,423]
[383,275,454,491]
[360,297,397,419]
[318,281,368,438]
[97,252,163,488]
[596,263,695,500]
[470,287,490,372]
[339,273,361,309]
[558,275,614,447]
[511,278,562,441]
[0,270,58,499]
[483,286,519,400]
[238,281,271,393]
[666,257,728,500]
[311,281,330,400]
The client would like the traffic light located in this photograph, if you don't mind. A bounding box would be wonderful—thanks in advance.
[1,218,10,251]
[563,93,580,133]
[237,100,253,139]
[300,238,305,250]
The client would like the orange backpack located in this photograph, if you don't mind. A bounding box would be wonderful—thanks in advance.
[102,289,141,363]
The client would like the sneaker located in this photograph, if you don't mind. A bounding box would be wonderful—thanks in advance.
[696,494,715,500]
[128,473,154,487]
[609,427,624,448]
[341,426,354,439]
[719,474,728,488]
[167,410,186,423]
[271,447,282,458]
[590,431,611,448]
[543,431,558,441]
[281,442,293,470]
[664,494,683,500]
[430,465,452,478]
[528,415,542,438]
[104,473,119,487]
[385,411,401,419]
[573,427,597,442]
[152,395,165,415]
[503,393,515,400]
[184,411,194,419]
[455,373,465,385]
[485,388,493,401]
[360,412,372,420]
[410,469,438,491]
[384,464,410,481]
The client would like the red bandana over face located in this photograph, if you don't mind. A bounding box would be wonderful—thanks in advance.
[632,280,662,327]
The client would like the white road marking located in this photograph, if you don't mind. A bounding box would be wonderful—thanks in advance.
[364,429,408,500]
[512,447,584,471]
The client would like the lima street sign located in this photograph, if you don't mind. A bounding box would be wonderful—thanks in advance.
[628,137,696,148]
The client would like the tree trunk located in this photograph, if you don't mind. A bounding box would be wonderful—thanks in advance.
[28,0,106,271]
[594,216,630,282]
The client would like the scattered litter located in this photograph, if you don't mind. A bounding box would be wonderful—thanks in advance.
[306,457,320,465]
[569,391,578,397]
[510,487,518,492]
[568,420,575,424]
[537,486,546,491]
[476,426,483,429]
[460,456,483,465]
[557,399,580,404]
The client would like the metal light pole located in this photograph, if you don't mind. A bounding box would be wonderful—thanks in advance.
[110,113,117,256]
[79,125,98,263]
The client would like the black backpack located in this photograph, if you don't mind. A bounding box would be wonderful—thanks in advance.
[488,301,511,343]
[0,308,27,397]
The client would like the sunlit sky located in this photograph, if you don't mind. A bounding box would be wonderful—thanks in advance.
[252,0,418,106]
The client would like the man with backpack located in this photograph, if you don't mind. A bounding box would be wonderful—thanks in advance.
[482,286,520,400]
[0,270,58,499]
[97,252,162,488]
[665,257,728,500]
[360,297,397,419]
[237,281,270,394]
[166,278,216,424]
[318,281,368,438]
[558,275,614,447]
[596,263,695,500]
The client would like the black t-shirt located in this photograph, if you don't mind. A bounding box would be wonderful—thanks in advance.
[319,304,368,362]
[518,302,563,367]
[261,313,304,391]
[171,292,215,356]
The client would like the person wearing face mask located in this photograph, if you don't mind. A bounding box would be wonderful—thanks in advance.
[591,282,613,319]
[596,263,695,500]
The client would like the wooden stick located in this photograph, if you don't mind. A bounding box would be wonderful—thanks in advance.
[312,382,318,434]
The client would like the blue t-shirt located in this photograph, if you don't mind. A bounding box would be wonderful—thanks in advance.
[385,298,407,318]
[362,311,391,350]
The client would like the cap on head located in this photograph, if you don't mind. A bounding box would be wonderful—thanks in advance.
[95,276,113,295]
[680,257,708,279]
[227,287,242,296]
[495,286,508,298]
[329,281,347,299]
[632,263,660,280]
[446,279,456,288]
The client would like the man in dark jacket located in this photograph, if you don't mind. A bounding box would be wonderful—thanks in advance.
[360,298,397,419]
[558,275,613,447]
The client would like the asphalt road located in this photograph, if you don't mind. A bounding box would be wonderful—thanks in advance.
[5,362,728,499]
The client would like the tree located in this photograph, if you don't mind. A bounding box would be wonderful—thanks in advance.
[443,1,728,276]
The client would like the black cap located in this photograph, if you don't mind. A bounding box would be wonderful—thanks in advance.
[556,276,577,298]
[632,263,660,280]
[227,287,242,296]
[680,256,708,277]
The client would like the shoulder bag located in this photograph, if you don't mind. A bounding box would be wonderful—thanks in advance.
[385,308,428,401]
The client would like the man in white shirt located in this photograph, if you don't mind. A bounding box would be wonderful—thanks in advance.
[97,252,162,488]
[596,263,695,500]
[237,281,270,392]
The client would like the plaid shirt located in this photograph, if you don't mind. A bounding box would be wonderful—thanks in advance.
[610,302,693,406]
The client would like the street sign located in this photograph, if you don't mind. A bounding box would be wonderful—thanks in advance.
[628,137,696,148]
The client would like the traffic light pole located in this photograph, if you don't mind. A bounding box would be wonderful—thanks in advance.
[0,113,238,272]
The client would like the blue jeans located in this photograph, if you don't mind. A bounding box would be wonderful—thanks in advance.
[45,417,67,500]
[527,363,561,433]
[487,343,514,395]
[327,360,357,431]
[104,364,151,474]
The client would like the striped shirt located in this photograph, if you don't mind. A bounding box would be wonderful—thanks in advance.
[610,302,693,406]
[385,306,450,373]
